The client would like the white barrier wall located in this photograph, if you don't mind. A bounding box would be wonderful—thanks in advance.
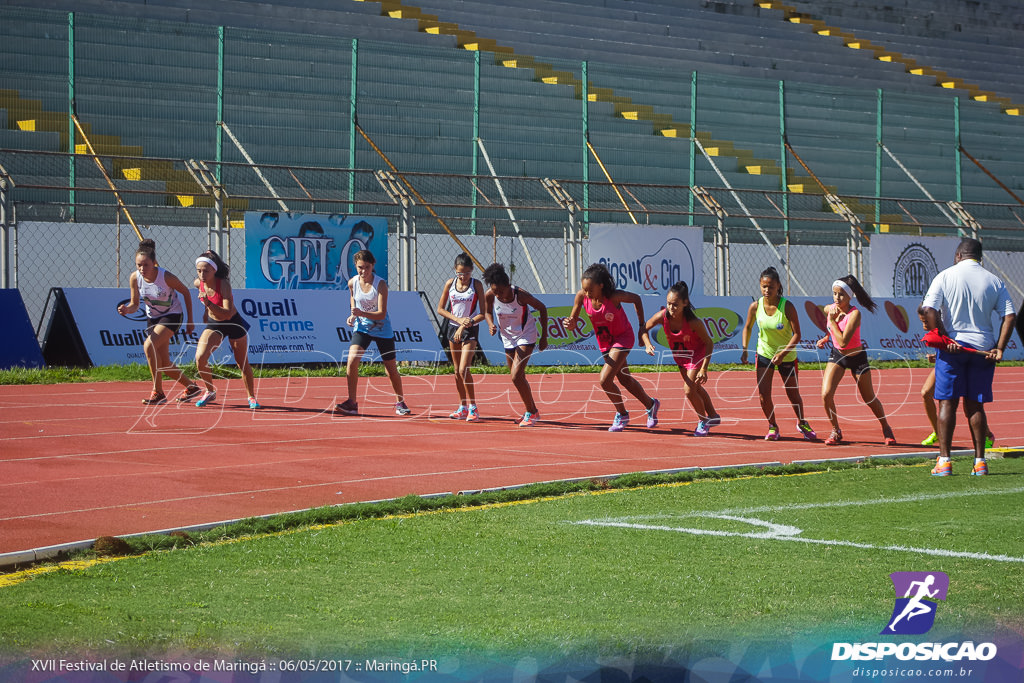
[50,289,1023,367]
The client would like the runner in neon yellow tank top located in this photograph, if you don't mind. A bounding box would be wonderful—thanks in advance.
[740,267,817,441]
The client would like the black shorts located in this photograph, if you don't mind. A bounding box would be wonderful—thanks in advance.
[351,330,397,362]
[147,312,183,338]
[446,323,480,345]
[756,353,798,381]
[828,348,872,377]
[206,313,250,341]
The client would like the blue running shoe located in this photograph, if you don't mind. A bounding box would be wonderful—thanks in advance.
[646,398,660,429]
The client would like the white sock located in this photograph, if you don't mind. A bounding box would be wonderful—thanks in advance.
[938,456,951,464]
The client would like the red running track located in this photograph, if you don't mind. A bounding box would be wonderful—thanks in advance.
[2,366,1022,559]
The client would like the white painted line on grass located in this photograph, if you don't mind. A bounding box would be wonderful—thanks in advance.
[573,487,1024,563]
[574,515,1024,563]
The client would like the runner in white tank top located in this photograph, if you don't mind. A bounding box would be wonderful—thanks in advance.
[436,253,486,422]
[336,250,410,417]
[483,263,549,427]
[491,286,539,349]
[116,239,198,405]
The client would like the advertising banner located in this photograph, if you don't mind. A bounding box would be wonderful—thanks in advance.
[0,289,45,369]
[57,288,441,366]
[589,224,704,297]
[475,294,750,366]
[244,213,388,289]
[869,235,959,298]
[476,293,1022,366]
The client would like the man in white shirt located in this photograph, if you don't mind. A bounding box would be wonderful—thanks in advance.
[920,238,1016,476]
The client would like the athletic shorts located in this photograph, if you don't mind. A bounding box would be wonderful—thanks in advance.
[446,323,480,345]
[672,350,708,371]
[756,353,798,382]
[351,330,397,362]
[828,348,872,377]
[934,345,995,403]
[500,326,539,350]
[147,312,183,338]
[596,327,634,355]
[206,313,251,341]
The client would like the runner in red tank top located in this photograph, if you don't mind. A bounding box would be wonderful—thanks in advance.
[641,281,721,436]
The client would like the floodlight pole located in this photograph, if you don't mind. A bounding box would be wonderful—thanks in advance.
[220,121,289,213]
[692,137,808,295]
[186,159,228,255]
[375,169,416,291]
[691,186,729,295]
[542,178,581,294]
[946,201,980,240]
[825,193,865,282]
[477,137,546,293]
[0,162,13,289]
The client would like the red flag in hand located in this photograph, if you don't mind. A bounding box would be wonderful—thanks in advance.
[922,329,978,353]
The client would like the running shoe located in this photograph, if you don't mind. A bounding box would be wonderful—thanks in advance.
[921,432,938,446]
[693,419,711,437]
[518,412,539,427]
[142,391,166,406]
[764,425,780,441]
[608,413,629,432]
[985,433,994,450]
[970,459,988,476]
[824,429,843,446]
[196,390,217,408]
[449,405,469,419]
[466,405,480,422]
[931,459,952,477]
[335,399,358,415]
[706,415,722,427]
[248,397,262,410]
[883,429,897,447]
[797,421,817,441]
[395,401,412,416]
[176,384,202,403]
[645,398,660,429]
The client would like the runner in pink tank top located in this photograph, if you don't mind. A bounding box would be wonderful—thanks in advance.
[563,263,660,433]
[814,275,896,447]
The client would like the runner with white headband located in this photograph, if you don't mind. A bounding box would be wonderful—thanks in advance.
[815,274,896,446]
[192,250,261,409]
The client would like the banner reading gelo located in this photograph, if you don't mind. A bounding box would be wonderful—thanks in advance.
[245,212,388,290]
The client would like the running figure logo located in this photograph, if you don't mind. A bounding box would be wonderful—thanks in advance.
[881,572,949,635]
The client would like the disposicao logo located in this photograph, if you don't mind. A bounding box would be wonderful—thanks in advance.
[831,571,998,663]
[882,571,948,635]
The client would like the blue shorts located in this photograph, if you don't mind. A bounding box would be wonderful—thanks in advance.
[934,345,995,403]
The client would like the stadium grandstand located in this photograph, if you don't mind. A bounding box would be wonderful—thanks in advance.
[1,0,1023,322]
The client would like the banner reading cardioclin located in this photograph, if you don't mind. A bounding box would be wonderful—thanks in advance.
[869,235,959,298]
[57,288,441,366]
[589,224,704,297]
[244,213,388,289]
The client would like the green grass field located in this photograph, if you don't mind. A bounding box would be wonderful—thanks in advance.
[2,457,1022,668]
